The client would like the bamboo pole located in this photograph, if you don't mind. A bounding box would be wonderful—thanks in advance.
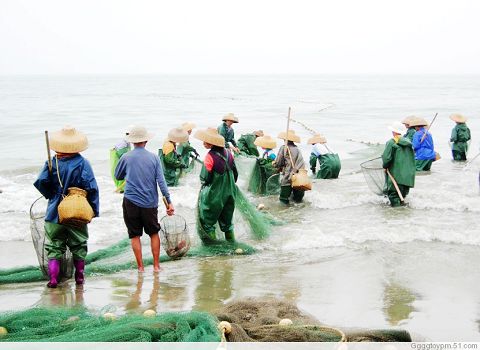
[386,169,404,202]
[45,130,52,173]
[420,112,438,143]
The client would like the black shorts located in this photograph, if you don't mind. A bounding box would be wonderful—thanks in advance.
[122,198,160,238]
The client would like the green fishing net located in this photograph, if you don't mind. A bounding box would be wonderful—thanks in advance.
[248,159,280,195]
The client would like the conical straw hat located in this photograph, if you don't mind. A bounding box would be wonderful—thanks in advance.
[254,135,277,149]
[181,122,196,132]
[168,127,189,143]
[194,128,225,147]
[222,113,239,123]
[307,134,327,145]
[449,113,467,123]
[408,117,429,127]
[402,115,416,125]
[125,125,155,143]
[253,130,264,137]
[277,130,301,143]
[49,126,88,153]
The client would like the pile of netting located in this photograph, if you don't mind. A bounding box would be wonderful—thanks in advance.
[360,157,386,196]
[0,307,220,342]
[248,159,280,196]
[215,298,412,342]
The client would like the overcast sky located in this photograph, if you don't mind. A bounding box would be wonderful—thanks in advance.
[1,0,479,74]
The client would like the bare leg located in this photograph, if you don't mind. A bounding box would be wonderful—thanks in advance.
[150,233,161,272]
[131,237,144,272]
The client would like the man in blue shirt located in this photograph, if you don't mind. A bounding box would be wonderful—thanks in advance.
[115,125,174,272]
[34,126,99,288]
[410,117,437,171]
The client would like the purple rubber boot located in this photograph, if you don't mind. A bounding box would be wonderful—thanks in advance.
[74,260,85,285]
[47,259,60,288]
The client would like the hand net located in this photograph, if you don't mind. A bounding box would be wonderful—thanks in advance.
[160,215,191,259]
[360,157,386,196]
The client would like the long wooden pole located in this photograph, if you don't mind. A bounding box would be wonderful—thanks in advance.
[420,112,438,143]
[45,130,52,173]
[386,169,404,202]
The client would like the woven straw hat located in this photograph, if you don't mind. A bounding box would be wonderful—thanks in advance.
[402,115,416,125]
[168,127,189,143]
[449,113,467,123]
[307,134,327,145]
[125,125,154,143]
[388,121,406,135]
[194,128,225,147]
[254,130,264,137]
[408,117,429,127]
[181,122,196,132]
[49,126,88,153]
[254,135,277,149]
[222,113,239,123]
[277,130,301,143]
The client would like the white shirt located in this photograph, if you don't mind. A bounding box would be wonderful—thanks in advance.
[312,143,332,157]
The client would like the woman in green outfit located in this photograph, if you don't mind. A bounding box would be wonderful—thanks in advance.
[194,128,238,244]
[308,134,341,179]
[248,134,278,195]
[158,127,189,187]
[449,113,471,161]
[382,122,416,207]
[177,122,200,167]
[217,113,240,153]
[237,130,264,156]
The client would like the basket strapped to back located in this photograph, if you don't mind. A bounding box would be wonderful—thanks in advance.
[360,157,386,196]
[159,215,191,259]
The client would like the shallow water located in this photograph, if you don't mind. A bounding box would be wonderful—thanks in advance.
[0,75,479,341]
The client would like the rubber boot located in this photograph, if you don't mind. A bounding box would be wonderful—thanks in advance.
[224,231,235,242]
[74,260,85,285]
[47,259,60,288]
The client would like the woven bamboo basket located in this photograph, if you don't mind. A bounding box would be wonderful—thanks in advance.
[58,187,94,226]
[291,169,312,191]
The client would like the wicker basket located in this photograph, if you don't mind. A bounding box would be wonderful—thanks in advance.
[58,187,94,226]
[291,169,312,191]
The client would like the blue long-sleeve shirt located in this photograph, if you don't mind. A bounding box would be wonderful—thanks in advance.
[412,127,436,160]
[114,146,171,208]
[33,154,100,223]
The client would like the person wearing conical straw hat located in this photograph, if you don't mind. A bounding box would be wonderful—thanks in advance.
[382,121,415,207]
[110,126,133,193]
[248,134,278,195]
[218,113,240,153]
[237,130,264,157]
[177,122,200,168]
[33,126,99,288]
[449,113,471,161]
[308,134,341,179]
[115,125,175,272]
[274,130,306,204]
[410,117,437,171]
[194,127,238,243]
[401,116,417,142]
[158,127,190,187]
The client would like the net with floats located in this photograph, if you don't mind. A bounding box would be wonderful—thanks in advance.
[360,157,386,196]
[160,215,191,259]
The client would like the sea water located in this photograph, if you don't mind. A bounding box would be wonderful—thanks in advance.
[0,75,479,340]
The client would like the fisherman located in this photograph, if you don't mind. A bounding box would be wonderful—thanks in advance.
[275,130,306,204]
[33,126,99,288]
[177,122,200,168]
[110,129,132,192]
[382,122,416,207]
[449,113,471,161]
[194,128,238,243]
[308,134,341,179]
[237,130,264,156]
[402,116,416,142]
[159,127,190,187]
[217,113,240,153]
[115,125,175,272]
[248,134,278,194]
[411,117,437,171]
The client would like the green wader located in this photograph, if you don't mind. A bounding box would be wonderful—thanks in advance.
[382,137,416,207]
[415,159,433,171]
[280,186,305,204]
[44,222,88,260]
[110,147,130,191]
[158,149,183,186]
[238,134,259,157]
[177,141,197,168]
[198,154,237,244]
[310,153,341,179]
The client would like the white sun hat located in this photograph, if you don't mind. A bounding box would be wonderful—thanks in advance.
[388,121,406,135]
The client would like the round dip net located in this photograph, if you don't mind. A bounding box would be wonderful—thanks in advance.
[159,215,191,259]
[360,157,386,196]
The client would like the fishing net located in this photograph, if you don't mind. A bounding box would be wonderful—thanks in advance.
[159,215,191,259]
[248,159,280,196]
[265,174,281,195]
[234,188,271,240]
[360,157,386,196]
[215,298,411,342]
[0,307,220,342]
[29,197,73,280]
